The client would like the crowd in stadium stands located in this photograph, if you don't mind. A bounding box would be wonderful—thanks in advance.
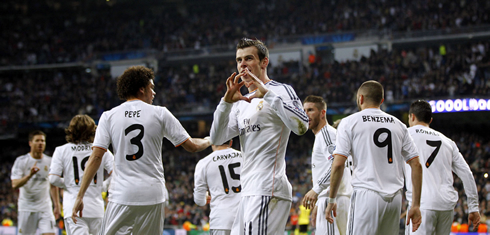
[1,41,489,135]
[1,0,490,66]
[1,131,490,231]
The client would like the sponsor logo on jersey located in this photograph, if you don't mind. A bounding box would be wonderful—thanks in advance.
[239,118,261,136]
[256,101,264,111]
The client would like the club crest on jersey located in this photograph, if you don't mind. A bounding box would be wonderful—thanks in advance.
[328,145,336,154]
[293,101,302,111]
[44,165,48,171]
[256,101,264,111]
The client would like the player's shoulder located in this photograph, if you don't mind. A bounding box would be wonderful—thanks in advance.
[14,153,30,162]
[267,80,298,96]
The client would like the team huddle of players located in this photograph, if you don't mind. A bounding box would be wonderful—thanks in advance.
[11,38,481,235]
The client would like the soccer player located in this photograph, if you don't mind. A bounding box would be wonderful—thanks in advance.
[325,80,423,234]
[210,38,309,234]
[49,114,114,235]
[301,95,352,235]
[11,130,61,235]
[193,140,242,235]
[405,100,480,234]
[72,66,211,235]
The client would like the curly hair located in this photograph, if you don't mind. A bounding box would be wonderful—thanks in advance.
[116,66,154,100]
[65,115,97,144]
[236,38,269,61]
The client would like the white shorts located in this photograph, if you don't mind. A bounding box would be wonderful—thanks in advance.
[17,211,56,235]
[405,208,452,235]
[65,217,102,235]
[316,195,350,235]
[99,201,165,235]
[347,189,402,235]
[230,196,291,235]
[210,229,231,235]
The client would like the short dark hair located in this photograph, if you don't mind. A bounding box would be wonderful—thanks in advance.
[29,130,46,141]
[304,95,327,111]
[409,100,432,124]
[236,38,269,61]
[65,115,97,144]
[117,66,154,100]
[358,80,384,105]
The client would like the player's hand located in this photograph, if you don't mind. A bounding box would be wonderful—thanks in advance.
[301,189,318,210]
[223,72,249,103]
[310,205,318,227]
[325,202,337,223]
[469,211,481,231]
[406,205,422,232]
[206,191,211,204]
[53,204,61,220]
[72,197,84,224]
[243,68,268,100]
[29,162,40,177]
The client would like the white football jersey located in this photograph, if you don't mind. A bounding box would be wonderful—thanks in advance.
[11,153,53,212]
[405,125,479,212]
[334,108,419,196]
[194,148,242,230]
[210,81,308,201]
[49,142,114,218]
[93,100,190,205]
[311,125,353,199]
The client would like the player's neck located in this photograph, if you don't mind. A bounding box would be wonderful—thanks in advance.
[214,146,230,151]
[411,121,430,128]
[30,151,43,159]
[312,120,327,135]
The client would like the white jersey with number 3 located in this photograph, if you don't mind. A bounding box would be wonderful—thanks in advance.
[49,142,114,219]
[405,125,479,212]
[194,148,242,230]
[333,108,419,195]
[93,100,190,205]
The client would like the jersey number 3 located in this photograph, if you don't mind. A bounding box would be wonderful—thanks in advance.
[218,163,241,194]
[125,124,144,161]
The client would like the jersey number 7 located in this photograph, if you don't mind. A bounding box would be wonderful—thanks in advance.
[425,140,442,168]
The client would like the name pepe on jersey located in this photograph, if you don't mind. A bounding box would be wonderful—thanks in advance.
[213,152,242,162]
[125,110,141,118]
[362,115,395,123]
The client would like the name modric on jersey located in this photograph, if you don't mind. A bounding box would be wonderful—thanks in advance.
[213,152,242,162]
[71,145,91,151]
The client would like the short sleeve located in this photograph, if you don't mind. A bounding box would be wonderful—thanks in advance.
[49,147,64,177]
[401,126,419,162]
[333,118,351,157]
[161,108,191,146]
[93,112,111,150]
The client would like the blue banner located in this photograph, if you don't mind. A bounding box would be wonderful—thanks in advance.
[301,33,355,45]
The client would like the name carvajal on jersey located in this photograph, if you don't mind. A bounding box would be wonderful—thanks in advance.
[213,152,242,162]
[362,115,395,123]
[71,145,91,151]
[239,118,261,136]
[415,129,439,136]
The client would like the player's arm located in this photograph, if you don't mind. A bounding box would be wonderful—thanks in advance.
[303,156,334,209]
[72,147,105,222]
[193,161,208,206]
[406,156,422,231]
[325,154,347,223]
[262,87,308,136]
[451,142,480,229]
[48,148,66,189]
[210,100,239,145]
[11,161,39,189]
[50,184,61,220]
[102,151,115,192]
[181,137,211,153]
